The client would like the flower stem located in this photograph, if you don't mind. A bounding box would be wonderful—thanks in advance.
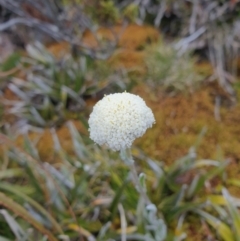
[128,161,151,205]
[120,148,151,206]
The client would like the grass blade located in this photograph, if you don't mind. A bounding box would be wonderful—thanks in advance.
[0,235,12,241]
[0,183,63,234]
[222,188,240,241]
[0,210,26,241]
[0,192,59,241]
[195,209,234,241]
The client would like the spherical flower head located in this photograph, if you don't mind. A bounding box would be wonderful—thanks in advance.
[88,92,155,151]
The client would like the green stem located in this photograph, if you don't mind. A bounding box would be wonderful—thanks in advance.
[120,148,151,206]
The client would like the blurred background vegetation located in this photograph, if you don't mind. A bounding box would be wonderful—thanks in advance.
[1,0,240,240]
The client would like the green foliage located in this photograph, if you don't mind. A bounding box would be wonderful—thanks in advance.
[99,0,120,23]
[4,43,126,126]
[145,41,203,93]
[0,53,21,72]
[0,125,240,240]
[83,0,120,24]
[62,0,138,24]
[122,4,139,22]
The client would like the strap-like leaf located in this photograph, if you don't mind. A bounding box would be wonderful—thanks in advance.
[0,192,58,241]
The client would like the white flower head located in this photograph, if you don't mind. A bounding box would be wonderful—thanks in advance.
[88,92,155,151]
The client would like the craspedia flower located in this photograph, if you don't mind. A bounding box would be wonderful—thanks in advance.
[88,92,155,151]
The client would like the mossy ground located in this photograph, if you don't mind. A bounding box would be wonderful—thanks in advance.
[134,83,240,165]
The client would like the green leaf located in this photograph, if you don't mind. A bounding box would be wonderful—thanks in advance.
[139,173,146,190]
[109,176,128,221]
[227,179,240,187]
[26,43,53,64]
[0,169,23,180]
[0,209,27,241]
[222,188,240,241]
[195,209,234,241]
[187,160,229,196]
[207,195,227,205]
[186,174,200,199]
[0,235,12,241]
[24,164,44,197]
[67,121,89,160]
[1,52,21,71]
[159,185,187,221]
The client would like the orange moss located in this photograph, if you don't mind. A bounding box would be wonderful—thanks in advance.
[82,27,116,49]
[46,24,159,74]
[109,49,145,70]
[47,42,71,59]
[4,88,19,101]
[116,24,159,49]
[1,88,20,124]
[14,120,87,163]
[133,84,240,172]
[194,61,214,76]
[82,24,159,50]
[183,218,214,241]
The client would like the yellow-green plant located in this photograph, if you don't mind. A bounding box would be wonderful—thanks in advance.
[145,41,203,93]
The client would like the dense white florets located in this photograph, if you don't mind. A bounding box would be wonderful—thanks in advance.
[88,92,155,151]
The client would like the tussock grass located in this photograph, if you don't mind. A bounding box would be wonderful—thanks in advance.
[145,41,203,93]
